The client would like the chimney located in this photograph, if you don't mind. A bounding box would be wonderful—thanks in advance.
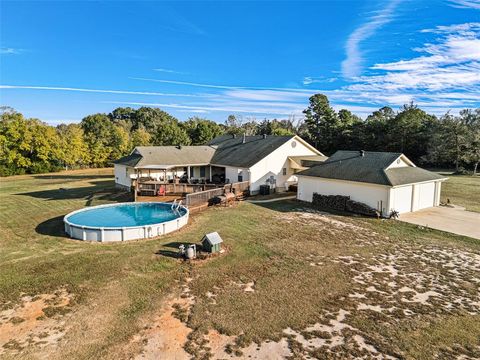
[360,150,365,157]
[242,133,246,144]
[263,134,267,139]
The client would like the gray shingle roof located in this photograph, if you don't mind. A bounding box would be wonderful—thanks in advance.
[114,146,216,168]
[209,135,294,168]
[298,150,445,186]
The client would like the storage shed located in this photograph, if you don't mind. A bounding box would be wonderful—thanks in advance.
[297,150,447,217]
[202,232,223,253]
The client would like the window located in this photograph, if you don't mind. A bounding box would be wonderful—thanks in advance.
[190,167,194,178]
[291,141,297,148]
[200,166,206,177]
[282,168,287,176]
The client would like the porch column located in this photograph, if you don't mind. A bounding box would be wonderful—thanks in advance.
[187,166,191,180]
[209,165,212,182]
[134,168,138,202]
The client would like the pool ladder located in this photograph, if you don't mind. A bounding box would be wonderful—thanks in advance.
[171,199,182,211]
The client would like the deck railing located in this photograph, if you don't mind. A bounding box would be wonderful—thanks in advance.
[185,181,250,206]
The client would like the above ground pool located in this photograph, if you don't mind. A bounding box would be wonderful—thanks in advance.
[64,202,189,242]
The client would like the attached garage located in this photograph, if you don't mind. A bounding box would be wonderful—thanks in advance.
[297,150,446,217]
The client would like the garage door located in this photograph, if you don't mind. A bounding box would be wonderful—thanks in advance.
[392,185,413,213]
[417,182,435,210]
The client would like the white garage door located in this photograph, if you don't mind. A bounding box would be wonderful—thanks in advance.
[392,185,413,213]
[417,182,435,210]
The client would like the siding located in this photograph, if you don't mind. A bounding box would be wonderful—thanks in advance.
[249,138,319,192]
[297,176,390,214]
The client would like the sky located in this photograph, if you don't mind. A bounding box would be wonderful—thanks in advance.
[0,0,479,125]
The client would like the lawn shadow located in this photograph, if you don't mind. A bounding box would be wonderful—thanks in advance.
[17,180,132,203]
[155,241,200,259]
[36,215,69,238]
[155,249,181,259]
[33,174,113,180]
[250,199,375,219]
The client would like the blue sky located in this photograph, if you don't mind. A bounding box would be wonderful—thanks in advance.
[1,0,479,125]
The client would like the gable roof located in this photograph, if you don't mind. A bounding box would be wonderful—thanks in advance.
[202,231,223,245]
[208,135,295,168]
[298,150,445,186]
[114,146,216,168]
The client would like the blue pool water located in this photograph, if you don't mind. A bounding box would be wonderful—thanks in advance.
[66,203,186,228]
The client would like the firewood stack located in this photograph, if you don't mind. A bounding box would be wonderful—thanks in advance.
[312,193,378,217]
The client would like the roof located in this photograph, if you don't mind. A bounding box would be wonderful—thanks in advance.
[208,135,295,168]
[384,167,445,186]
[289,155,328,169]
[202,232,223,245]
[298,150,445,186]
[114,146,216,168]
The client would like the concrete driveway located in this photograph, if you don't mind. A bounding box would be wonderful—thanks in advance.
[399,206,480,240]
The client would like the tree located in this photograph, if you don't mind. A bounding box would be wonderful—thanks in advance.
[131,126,151,148]
[459,109,480,174]
[56,124,89,169]
[182,117,223,145]
[303,94,339,152]
[80,113,115,167]
[225,114,244,135]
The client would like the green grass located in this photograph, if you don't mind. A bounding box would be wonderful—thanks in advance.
[0,169,479,359]
[440,173,480,212]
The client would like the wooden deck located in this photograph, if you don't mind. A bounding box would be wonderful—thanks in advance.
[136,194,184,203]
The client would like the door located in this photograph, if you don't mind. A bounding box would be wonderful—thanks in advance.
[417,182,435,210]
[392,185,413,214]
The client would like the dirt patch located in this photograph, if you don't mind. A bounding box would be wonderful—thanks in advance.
[0,288,73,355]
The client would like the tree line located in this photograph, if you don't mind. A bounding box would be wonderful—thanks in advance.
[0,94,479,176]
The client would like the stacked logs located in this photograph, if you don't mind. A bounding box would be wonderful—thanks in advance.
[312,193,378,217]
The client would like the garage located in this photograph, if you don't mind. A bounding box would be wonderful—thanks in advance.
[297,150,447,217]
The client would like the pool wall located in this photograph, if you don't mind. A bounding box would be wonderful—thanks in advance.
[64,202,189,242]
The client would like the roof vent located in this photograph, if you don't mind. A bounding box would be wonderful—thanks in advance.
[360,150,365,157]
[263,134,267,139]
[242,133,246,144]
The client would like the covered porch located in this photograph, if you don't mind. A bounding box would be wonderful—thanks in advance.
[133,164,227,199]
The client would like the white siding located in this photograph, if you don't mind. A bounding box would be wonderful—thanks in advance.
[389,185,413,213]
[114,164,132,188]
[224,166,249,183]
[297,176,389,214]
[386,156,411,169]
[249,137,320,193]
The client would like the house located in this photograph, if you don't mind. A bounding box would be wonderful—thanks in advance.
[297,150,447,216]
[113,134,326,194]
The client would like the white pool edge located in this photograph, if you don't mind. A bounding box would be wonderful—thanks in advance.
[63,202,189,242]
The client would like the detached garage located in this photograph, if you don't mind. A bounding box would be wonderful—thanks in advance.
[297,150,446,217]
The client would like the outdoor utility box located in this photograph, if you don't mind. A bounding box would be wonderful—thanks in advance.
[202,232,223,253]
[259,185,270,195]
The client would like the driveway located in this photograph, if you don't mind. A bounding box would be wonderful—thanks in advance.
[399,206,480,240]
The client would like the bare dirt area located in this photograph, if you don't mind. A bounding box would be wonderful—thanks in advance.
[0,288,73,357]
[128,206,480,359]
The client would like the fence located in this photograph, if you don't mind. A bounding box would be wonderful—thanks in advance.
[185,181,250,206]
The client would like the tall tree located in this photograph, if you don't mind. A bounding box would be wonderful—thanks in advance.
[303,94,339,152]
[182,117,224,145]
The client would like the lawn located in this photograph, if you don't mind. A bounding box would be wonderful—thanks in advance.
[440,173,480,212]
[0,169,479,359]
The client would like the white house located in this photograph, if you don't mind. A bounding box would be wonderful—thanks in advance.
[297,150,447,216]
[114,134,326,194]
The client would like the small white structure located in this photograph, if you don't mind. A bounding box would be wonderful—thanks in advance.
[114,135,326,194]
[297,150,447,216]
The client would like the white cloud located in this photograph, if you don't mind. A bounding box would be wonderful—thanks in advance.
[1,47,24,55]
[303,76,337,85]
[153,68,185,74]
[449,0,480,10]
[341,0,403,78]
[0,85,211,98]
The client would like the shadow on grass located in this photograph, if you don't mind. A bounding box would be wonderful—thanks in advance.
[250,198,375,219]
[17,180,132,203]
[33,174,113,180]
[36,215,69,238]
[155,249,181,259]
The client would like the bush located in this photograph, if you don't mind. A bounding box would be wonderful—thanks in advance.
[312,193,378,217]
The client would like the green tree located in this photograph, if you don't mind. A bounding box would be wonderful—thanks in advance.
[303,94,339,152]
[80,113,115,167]
[131,126,152,148]
[56,124,89,169]
[183,117,224,145]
